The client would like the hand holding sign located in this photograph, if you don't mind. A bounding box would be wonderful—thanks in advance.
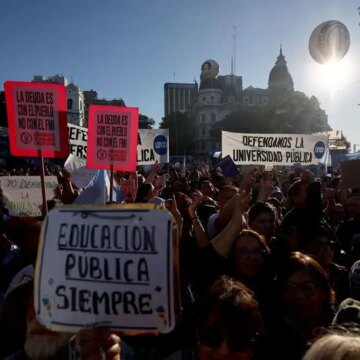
[35,205,178,334]
[75,327,121,360]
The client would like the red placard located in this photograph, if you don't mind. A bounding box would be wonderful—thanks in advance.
[4,81,68,158]
[87,105,139,171]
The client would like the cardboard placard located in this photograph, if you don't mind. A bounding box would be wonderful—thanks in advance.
[340,160,360,189]
[64,154,97,189]
[0,176,58,216]
[35,205,177,333]
[219,155,239,178]
[87,105,138,171]
[4,81,68,158]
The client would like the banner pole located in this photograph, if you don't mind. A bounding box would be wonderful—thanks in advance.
[38,150,48,216]
[110,164,114,203]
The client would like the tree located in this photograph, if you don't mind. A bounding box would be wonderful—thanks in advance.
[159,112,194,156]
[139,114,155,129]
[211,91,331,144]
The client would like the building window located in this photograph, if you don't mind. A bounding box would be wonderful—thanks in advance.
[67,99,73,110]
[203,97,206,104]
[211,113,216,121]
[253,96,259,105]
[243,96,249,104]
[201,126,206,136]
[262,97,268,105]
[80,101,83,111]
[201,114,206,122]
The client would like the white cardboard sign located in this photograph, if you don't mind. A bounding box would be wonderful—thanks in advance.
[0,176,58,217]
[64,154,97,189]
[35,206,176,333]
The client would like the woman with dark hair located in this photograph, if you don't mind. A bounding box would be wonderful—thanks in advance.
[303,227,349,304]
[229,230,273,307]
[195,276,266,360]
[268,252,335,360]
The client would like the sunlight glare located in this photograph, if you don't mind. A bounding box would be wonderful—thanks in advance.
[315,59,353,96]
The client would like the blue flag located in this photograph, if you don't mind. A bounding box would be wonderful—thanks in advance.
[219,155,239,177]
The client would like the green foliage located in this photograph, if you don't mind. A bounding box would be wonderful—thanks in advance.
[159,112,194,156]
[211,91,331,142]
[138,114,155,129]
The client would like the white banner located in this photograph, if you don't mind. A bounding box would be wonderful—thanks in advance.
[35,205,176,333]
[222,131,329,165]
[0,176,58,216]
[67,125,169,165]
[68,124,88,159]
[137,129,169,165]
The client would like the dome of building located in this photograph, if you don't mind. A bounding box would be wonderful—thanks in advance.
[268,47,294,91]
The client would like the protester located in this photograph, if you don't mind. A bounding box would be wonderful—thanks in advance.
[268,252,335,360]
[0,232,25,309]
[1,269,126,360]
[229,230,272,302]
[247,202,276,244]
[3,158,360,360]
[163,276,266,360]
[303,227,349,303]
[303,327,360,360]
[206,185,239,239]
[336,193,360,266]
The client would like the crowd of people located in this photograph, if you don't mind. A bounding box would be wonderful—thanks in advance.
[1,159,360,359]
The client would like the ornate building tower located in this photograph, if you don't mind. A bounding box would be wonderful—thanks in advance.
[67,83,85,127]
[268,47,294,92]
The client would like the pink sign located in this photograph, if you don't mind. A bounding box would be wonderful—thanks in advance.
[4,81,68,158]
[87,105,139,171]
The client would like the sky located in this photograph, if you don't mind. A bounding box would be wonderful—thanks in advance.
[1,0,360,148]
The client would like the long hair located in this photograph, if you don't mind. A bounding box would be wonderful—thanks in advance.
[276,252,335,316]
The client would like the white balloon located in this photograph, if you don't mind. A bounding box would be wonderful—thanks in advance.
[309,20,350,64]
